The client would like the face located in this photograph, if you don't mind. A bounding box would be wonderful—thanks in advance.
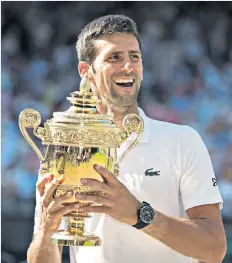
[88,33,143,109]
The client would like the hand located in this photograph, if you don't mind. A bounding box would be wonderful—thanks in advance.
[36,173,80,238]
[76,164,141,225]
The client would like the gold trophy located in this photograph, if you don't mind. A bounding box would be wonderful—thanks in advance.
[18,78,144,246]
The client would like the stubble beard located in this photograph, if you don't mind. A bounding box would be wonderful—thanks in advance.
[104,83,139,110]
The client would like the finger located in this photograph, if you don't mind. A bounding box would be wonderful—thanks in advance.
[36,173,54,196]
[44,174,64,192]
[78,205,110,214]
[46,190,74,213]
[80,179,112,195]
[42,178,60,208]
[93,164,117,185]
[76,193,112,206]
[52,203,80,218]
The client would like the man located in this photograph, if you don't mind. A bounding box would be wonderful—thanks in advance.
[27,15,227,263]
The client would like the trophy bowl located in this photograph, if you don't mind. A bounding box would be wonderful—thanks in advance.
[18,83,144,246]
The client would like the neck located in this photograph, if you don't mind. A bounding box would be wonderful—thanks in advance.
[110,104,139,129]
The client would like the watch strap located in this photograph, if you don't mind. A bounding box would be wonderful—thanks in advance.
[132,219,150,229]
[132,201,152,229]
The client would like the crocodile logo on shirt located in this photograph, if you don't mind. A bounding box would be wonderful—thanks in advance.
[145,168,160,176]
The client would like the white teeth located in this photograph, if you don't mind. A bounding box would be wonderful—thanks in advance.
[115,79,133,83]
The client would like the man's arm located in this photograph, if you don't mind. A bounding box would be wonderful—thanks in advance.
[142,203,227,263]
[27,173,79,263]
[76,165,227,263]
[27,232,62,263]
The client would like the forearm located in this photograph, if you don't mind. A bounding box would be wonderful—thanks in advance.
[27,232,62,263]
[142,211,225,262]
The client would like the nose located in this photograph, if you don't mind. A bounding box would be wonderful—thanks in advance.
[121,61,134,74]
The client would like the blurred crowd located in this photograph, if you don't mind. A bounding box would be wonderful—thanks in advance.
[1,2,232,262]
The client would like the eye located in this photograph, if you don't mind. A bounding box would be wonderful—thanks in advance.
[130,54,140,61]
[108,54,121,61]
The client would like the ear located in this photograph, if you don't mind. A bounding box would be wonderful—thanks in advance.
[78,62,105,114]
[78,61,90,78]
[78,61,96,86]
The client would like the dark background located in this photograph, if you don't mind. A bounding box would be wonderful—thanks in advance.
[1,1,232,262]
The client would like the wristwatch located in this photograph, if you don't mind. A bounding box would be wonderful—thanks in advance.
[132,201,155,229]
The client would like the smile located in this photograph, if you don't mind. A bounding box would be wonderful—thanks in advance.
[114,79,135,88]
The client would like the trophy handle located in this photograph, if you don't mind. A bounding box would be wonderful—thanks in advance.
[118,114,144,163]
[19,108,45,162]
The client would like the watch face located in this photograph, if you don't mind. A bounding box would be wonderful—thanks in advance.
[140,205,155,224]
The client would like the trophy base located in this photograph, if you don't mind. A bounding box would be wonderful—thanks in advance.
[50,230,101,246]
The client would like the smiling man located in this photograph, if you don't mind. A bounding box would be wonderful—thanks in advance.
[27,15,227,263]
[77,26,143,127]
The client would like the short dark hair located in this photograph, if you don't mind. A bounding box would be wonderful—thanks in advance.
[76,14,141,64]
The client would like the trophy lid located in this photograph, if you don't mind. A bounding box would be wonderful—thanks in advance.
[51,91,114,125]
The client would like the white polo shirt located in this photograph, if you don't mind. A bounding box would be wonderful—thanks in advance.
[34,108,223,263]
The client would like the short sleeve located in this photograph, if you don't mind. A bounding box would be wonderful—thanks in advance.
[180,126,223,211]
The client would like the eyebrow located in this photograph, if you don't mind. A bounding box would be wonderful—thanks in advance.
[106,50,142,56]
[129,50,141,54]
